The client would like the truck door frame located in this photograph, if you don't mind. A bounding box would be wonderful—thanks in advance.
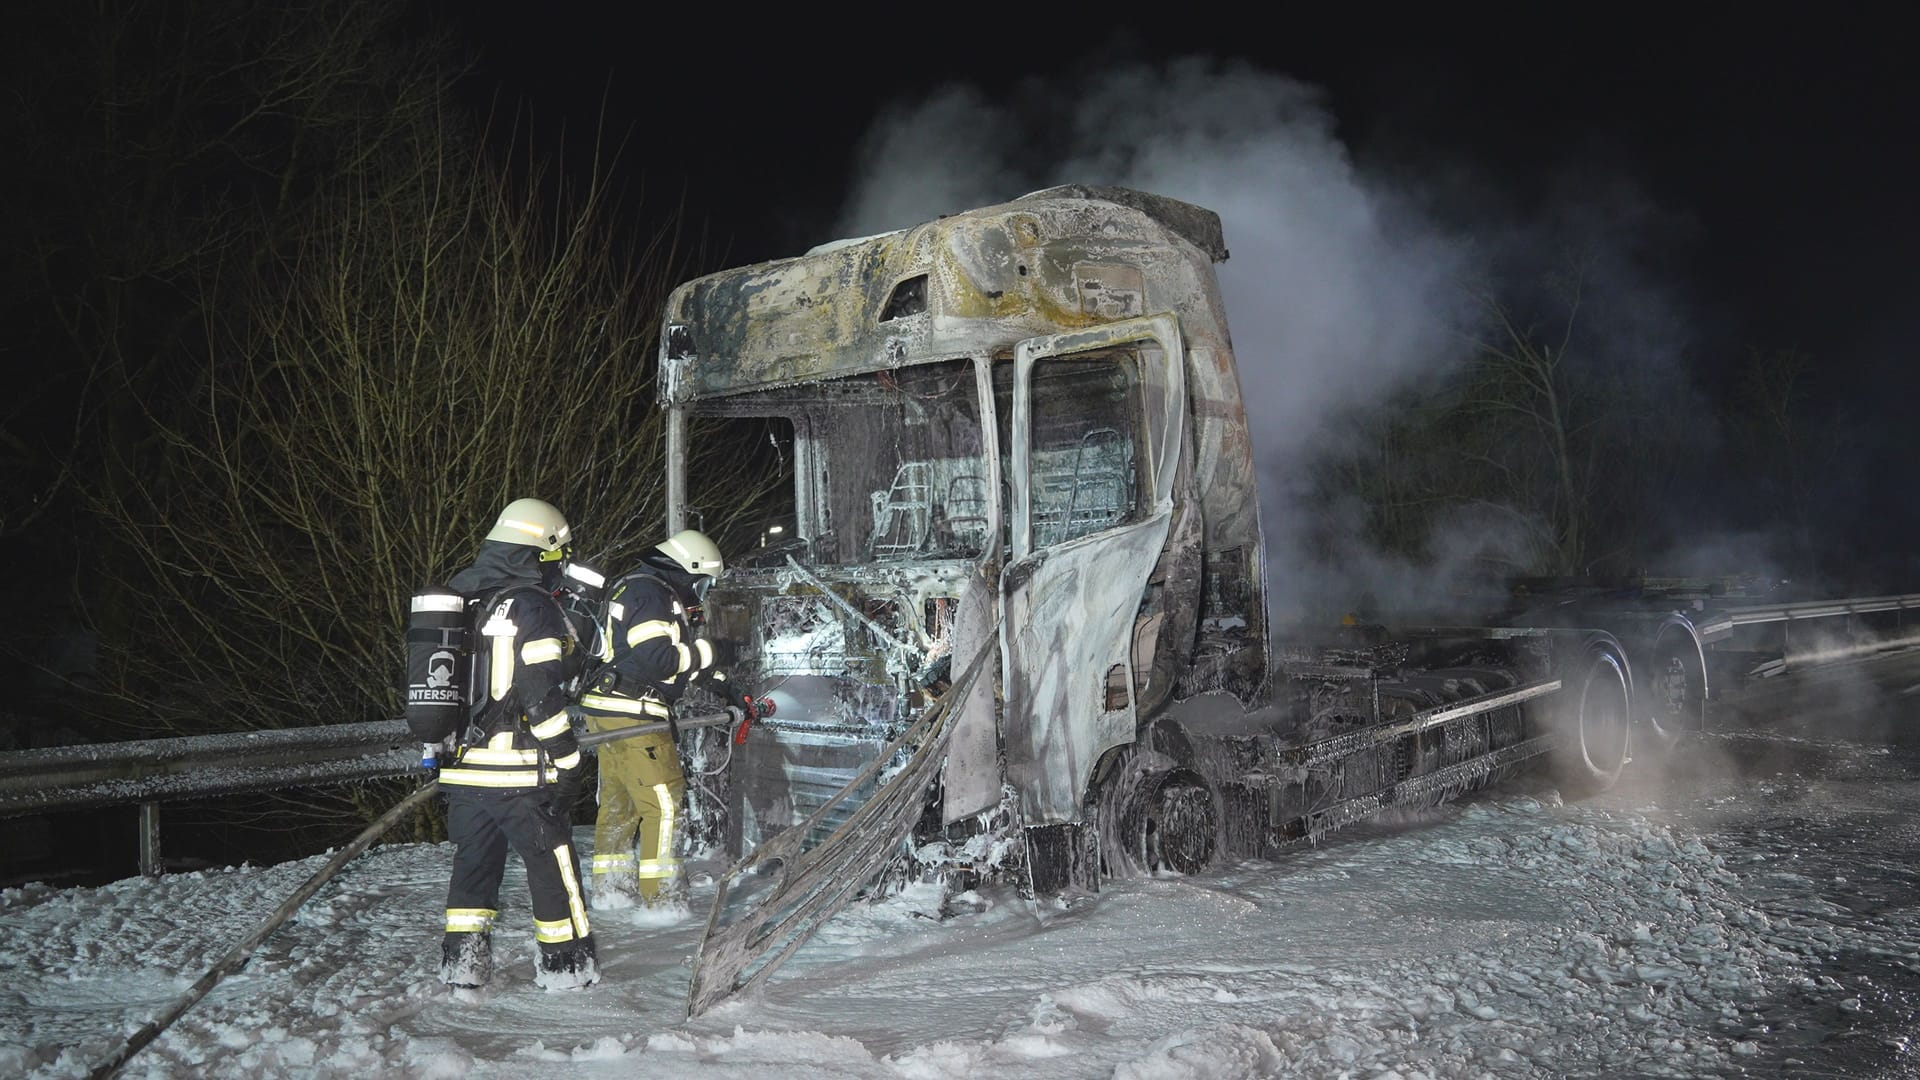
[1000,313,1188,826]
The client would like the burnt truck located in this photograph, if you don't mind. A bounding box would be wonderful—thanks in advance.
[656,185,1911,1014]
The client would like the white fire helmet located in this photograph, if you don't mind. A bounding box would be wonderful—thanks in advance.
[656,529,725,578]
[486,498,572,561]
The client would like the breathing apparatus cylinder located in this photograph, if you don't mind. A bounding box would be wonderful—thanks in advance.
[405,588,471,742]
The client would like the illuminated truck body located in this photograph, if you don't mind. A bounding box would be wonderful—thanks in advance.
[657,186,1674,901]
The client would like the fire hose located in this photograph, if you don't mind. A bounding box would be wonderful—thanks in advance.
[87,699,771,1080]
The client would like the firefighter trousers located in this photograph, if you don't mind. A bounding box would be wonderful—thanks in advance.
[443,786,593,967]
[585,720,686,902]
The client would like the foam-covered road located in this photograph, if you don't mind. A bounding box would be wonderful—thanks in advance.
[4,650,1918,1078]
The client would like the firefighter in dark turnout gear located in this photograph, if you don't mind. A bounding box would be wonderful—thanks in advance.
[437,498,599,991]
[578,529,725,907]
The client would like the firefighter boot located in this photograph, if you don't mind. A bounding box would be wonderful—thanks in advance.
[440,931,493,989]
[589,856,640,910]
[534,933,600,991]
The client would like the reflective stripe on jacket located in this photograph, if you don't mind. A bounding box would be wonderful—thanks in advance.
[440,583,583,789]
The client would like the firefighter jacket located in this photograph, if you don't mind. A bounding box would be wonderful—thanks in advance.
[438,543,583,789]
[577,568,713,718]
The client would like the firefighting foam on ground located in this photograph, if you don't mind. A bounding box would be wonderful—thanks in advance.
[5,646,1920,1078]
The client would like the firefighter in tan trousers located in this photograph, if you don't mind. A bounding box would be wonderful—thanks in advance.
[576,530,725,907]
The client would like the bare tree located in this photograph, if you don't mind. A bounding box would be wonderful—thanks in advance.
[1456,273,1599,574]
[0,0,468,752]
[81,107,768,735]
[1,0,453,537]
[1451,257,1695,578]
[1318,251,1702,598]
[1728,346,1839,584]
[4,0,780,858]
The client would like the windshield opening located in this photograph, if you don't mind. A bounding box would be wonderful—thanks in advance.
[692,358,990,568]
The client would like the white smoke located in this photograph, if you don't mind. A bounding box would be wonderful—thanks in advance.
[836,58,1493,621]
[833,56,1718,623]
[833,84,1024,248]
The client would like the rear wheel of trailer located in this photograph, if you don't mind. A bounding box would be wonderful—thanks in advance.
[1548,635,1633,795]
[1632,613,1709,757]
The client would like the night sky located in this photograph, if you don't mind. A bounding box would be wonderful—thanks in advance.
[439,7,1917,357]
[10,4,1910,592]
[433,5,1918,587]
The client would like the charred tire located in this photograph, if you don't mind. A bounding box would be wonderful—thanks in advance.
[1550,636,1632,797]
[1105,766,1219,878]
[1634,614,1708,756]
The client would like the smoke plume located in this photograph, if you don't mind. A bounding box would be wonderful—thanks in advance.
[833,56,1703,622]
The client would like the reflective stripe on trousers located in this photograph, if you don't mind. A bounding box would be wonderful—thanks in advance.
[584,722,685,900]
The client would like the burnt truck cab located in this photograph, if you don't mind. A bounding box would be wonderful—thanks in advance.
[656,186,1270,865]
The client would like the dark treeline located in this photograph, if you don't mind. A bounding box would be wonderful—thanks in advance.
[1280,259,1868,622]
[0,0,775,788]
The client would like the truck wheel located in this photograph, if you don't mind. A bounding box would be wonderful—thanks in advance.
[1102,761,1218,878]
[1636,614,1708,755]
[1139,771,1218,875]
[1551,637,1632,796]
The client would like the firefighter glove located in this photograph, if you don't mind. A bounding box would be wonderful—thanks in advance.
[553,761,586,813]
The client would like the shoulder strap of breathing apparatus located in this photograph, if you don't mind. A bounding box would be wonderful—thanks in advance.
[575,566,677,694]
[459,582,567,750]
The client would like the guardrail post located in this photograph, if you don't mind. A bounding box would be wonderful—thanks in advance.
[139,802,162,877]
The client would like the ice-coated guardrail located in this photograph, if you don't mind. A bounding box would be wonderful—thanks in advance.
[0,720,419,818]
[1693,592,1920,640]
[0,709,746,876]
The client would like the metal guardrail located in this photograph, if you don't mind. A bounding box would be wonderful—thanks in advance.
[1694,592,1920,642]
[0,707,749,820]
[0,720,419,818]
[0,709,748,877]
[16,594,1910,817]
[0,719,419,879]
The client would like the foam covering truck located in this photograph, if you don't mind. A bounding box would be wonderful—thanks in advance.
[657,185,1899,1014]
